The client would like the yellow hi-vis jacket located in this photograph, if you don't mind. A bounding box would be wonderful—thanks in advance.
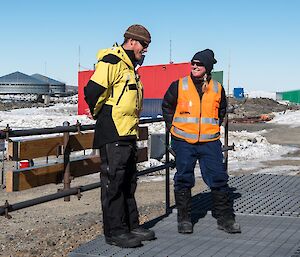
[170,76,222,143]
[90,45,143,138]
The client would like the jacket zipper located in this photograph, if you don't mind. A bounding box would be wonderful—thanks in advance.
[111,86,114,98]
[116,78,129,105]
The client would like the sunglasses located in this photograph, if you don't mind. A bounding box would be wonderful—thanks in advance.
[138,40,149,48]
[191,61,205,67]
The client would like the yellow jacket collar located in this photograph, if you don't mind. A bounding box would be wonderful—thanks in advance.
[96,45,133,69]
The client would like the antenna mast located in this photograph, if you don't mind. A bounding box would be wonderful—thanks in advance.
[78,45,81,71]
[169,39,173,64]
[227,51,231,96]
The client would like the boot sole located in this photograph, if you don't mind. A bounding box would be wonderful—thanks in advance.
[178,230,193,234]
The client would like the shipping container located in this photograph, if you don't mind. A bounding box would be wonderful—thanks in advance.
[138,62,190,98]
[276,90,300,104]
[233,87,245,99]
[141,99,163,117]
[78,70,94,115]
[78,63,224,117]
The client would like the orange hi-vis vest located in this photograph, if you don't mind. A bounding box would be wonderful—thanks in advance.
[170,76,222,143]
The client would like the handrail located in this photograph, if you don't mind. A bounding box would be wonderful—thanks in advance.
[0,118,173,218]
[0,161,175,217]
[0,115,230,218]
[0,117,164,139]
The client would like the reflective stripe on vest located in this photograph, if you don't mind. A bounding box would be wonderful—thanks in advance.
[174,117,199,123]
[200,132,220,140]
[201,117,219,125]
[182,77,188,90]
[173,127,220,141]
[173,127,198,140]
[213,80,219,93]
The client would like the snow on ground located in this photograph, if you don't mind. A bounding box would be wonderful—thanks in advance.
[269,109,300,127]
[0,103,94,129]
[224,129,298,174]
[0,96,299,181]
[0,94,78,104]
[245,90,277,99]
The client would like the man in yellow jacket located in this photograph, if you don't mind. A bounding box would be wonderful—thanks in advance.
[162,49,241,234]
[84,24,155,248]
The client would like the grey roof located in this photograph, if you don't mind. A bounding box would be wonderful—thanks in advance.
[0,71,48,85]
[31,73,65,86]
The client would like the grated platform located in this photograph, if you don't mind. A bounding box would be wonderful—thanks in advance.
[69,174,300,257]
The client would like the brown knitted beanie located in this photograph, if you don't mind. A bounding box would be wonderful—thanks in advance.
[124,24,151,44]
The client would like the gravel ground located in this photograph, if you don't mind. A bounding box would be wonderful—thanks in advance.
[0,174,206,257]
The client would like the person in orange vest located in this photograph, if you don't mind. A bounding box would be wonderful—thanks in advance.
[162,49,241,234]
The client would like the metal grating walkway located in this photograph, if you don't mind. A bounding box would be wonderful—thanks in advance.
[193,174,300,217]
[69,174,300,257]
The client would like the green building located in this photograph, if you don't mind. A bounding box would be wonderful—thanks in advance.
[212,71,223,85]
[276,90,300,104]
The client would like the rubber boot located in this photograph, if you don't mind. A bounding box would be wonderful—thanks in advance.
[174,189,193,234]
[211,189,241,234]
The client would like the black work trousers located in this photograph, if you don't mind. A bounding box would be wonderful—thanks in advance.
[99,141,139,237]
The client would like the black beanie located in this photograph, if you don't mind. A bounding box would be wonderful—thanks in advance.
[191,49,217,74]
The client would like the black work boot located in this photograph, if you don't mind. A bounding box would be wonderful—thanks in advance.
[175,189,193,234]
[211,189,241,234]
[105,232,142,248]
[131,227,156,241]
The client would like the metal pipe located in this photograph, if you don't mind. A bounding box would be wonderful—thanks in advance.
[224,113,229,171]
[1,150,4,187]
[222,145,234,152]
[165,130,171,214]
[0,163,176,217]
[136,162,175,176]
[0,118,164,139]
[63,121,71,201]
[0,124,95,139]
[0,182,100,216]
[140,117,163,124]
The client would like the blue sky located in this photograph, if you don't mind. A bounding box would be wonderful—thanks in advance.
[1,0,299,93]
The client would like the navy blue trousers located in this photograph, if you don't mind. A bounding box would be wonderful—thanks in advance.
[172,139,229,192]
